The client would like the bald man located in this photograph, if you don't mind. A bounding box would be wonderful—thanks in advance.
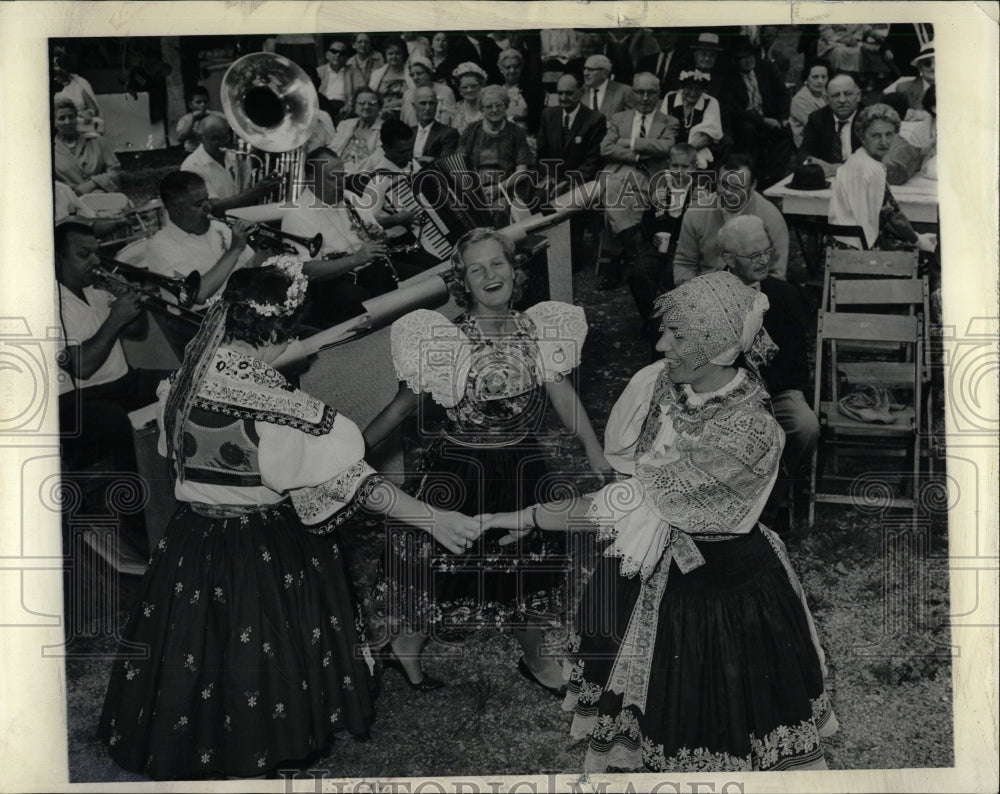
[582,54,637,117]
[180,115,282,214]
[797,74,863,175]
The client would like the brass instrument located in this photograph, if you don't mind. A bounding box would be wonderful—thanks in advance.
[93,257,204,326]
[221,215,323,258]
[220,52,319,204]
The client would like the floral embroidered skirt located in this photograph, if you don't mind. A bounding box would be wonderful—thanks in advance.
[564,526,838,773]
[369,436,570,636]
[98,501,376,780]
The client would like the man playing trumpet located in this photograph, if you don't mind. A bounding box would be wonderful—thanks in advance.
[55,221,174,571]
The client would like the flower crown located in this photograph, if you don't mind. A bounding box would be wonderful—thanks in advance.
[244,254,309,317]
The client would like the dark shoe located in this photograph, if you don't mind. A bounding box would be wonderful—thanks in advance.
[517,656,566,698]
[379,645,445,692]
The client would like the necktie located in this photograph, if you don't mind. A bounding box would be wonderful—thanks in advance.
[562,112,571,141]
[638,114,647,138]
[746,73,762,114]
[591,89,599,111]
[834,120,847,162]
[658,53,667,82]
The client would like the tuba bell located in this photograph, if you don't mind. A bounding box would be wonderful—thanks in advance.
[220,52,319,204]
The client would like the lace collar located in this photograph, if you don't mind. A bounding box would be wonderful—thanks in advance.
[192,348,337,435]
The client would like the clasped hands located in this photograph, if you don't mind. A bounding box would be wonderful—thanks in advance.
[430,507,541,554]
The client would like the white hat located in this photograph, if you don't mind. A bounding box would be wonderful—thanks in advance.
[911,40,934,66]
[691,32,724,52]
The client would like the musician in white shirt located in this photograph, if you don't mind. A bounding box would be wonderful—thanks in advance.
[281,147,408,325]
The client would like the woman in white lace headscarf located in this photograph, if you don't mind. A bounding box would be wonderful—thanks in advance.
[484,271,839,773]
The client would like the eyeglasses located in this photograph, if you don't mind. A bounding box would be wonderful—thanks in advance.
[328,48,346,55]
[728,248,775,267]
[481,103,507,110]
[582,67,606,72]
[634,89,659,96]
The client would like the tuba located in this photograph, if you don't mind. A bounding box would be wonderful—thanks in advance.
[220,52,318,204]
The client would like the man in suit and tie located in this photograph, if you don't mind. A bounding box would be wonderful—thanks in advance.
[728,35,794,189]
[637,32,685,97]
[536,73,607,190]
[410,86,460,165]
[536,72,607,270]
[797,74,863,176]
[599,72,681,327]
[582,54,637,117]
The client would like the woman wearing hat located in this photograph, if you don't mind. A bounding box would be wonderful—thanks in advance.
[97,261,481,779]
[400,53,456,127]
[883,40,935,113]
[828,102,937,252]
[660,68,725,169]
[451,62,488,134]
[483,271,838,772]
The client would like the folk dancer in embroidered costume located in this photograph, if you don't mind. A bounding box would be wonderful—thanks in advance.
[483,271,839,772]
[364,228,610,694]
[98,260,480,780]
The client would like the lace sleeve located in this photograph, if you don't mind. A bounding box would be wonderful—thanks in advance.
[389,309,473,408]
[524,301,588,381]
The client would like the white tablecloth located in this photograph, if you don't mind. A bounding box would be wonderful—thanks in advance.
[764,172,939,224]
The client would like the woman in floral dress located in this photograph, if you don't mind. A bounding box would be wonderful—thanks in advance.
[98,262,479,779]
[484,271,839,772]
[365,228,609,694]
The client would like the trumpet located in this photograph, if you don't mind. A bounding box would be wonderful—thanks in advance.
[93,257,205,326]
[221,216,323,258]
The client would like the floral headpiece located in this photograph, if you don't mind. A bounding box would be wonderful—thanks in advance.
[246,254,309,317]
[679,70,711,84]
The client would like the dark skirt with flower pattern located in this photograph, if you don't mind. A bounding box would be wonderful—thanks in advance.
[565,526,836,773]
[97,501,376,780]
[370,432,570,636]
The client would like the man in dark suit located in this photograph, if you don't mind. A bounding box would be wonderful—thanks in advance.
[599,72,680,324]
[728,35,794,188]
[797,74,863,175]
[537,72,607,271]
[582,54,637,117]
[536,73,607,189]
[637,31,685,97]
[410,86,459,164]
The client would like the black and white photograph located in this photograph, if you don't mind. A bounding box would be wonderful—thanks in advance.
[0,2,997,792]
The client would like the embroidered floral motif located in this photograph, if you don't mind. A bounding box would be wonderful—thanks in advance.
[193,349,336,436]
[750,719,822,770]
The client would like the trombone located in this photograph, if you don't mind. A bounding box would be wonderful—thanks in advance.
[220,216,324,258]
[93,256,205,327]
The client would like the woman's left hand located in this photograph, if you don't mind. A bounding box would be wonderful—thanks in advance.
[586,447,614,478]
[476,511,534,547]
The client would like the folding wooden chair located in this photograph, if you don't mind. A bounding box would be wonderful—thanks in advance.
[821,247,919,312]
[809,310,926,526]
[829,275,936,472]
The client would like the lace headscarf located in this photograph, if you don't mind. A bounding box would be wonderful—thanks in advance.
[651,270,777,371]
